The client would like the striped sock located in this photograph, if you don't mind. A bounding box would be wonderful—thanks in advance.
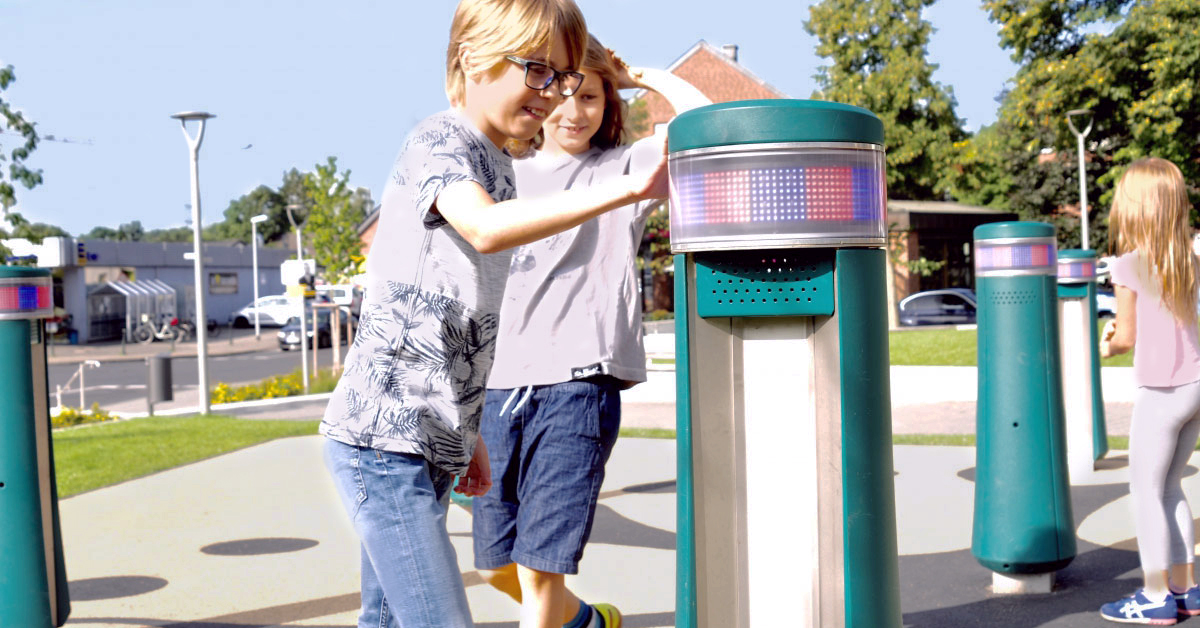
[563,601,592,628]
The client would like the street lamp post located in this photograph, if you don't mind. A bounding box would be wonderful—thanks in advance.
[285,203,309,393]
[1067,109,1094,250]
[170,110,215,415]
[250,214,268,340]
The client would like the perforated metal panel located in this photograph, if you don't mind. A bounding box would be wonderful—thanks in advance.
[987,289,1037,307]
[694,249,835,317]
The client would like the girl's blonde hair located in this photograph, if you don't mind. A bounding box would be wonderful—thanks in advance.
[1110,156,1198,322]
[580,34,627,150]
[445,0,588,107]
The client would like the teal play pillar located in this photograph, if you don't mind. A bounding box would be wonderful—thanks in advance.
[1057,250,1108,482]
[972,222,1075,591]
[0,267,71,626]
[669,99,901,628]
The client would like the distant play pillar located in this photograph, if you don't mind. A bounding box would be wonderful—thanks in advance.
[669,99,901,628]
[0,267,70,626]
[972,222,1075,594]
[1057,249,1108,482]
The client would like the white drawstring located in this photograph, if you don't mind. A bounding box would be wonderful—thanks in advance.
[498,388,521,416]
[497,386,534,416]
[510,386,534,415]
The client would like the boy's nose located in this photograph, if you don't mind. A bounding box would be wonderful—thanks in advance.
[538,81,566,100]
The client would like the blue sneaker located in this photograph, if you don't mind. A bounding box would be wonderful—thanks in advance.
[1101,590,1178,624]
[1174,585,1200,617]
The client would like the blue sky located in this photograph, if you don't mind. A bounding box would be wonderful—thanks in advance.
[0,0,1017,236]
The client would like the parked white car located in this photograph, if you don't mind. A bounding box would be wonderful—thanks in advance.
[315,284,361,306]
[316,284,363,317]
[229,295,298,328]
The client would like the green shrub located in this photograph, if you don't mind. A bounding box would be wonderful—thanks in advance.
[53,403,117,429]
[644,309,673,322]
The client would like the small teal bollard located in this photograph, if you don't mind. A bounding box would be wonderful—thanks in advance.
[1057,249,1108,482]
[0,267,70,626]
[972,222,1075,594]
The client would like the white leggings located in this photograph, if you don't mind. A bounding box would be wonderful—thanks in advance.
[1130,379,1200,572]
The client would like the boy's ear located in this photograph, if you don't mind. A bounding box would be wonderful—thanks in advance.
[459,44,481,80]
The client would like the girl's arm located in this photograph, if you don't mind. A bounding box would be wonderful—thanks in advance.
[1101,284,1137,357]
[433,154,668,254]
[622,66,712,116]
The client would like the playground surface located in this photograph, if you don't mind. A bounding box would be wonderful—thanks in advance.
[50,334,1154,627]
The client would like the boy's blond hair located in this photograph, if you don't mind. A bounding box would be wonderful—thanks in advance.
[1110,156,1199,322]
[446,0,588,106]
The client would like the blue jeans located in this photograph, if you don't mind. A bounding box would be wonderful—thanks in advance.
[324,438,473,628]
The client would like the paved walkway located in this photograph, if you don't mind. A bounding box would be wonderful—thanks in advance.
[57,434,1169,628]
[49,333,1156,627]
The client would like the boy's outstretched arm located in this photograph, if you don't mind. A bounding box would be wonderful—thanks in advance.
[433,150,668,254]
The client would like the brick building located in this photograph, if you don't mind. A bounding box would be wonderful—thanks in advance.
[632,41,786,135]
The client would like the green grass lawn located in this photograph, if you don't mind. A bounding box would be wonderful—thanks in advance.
[888,322,1134,367]
[53,416,319,498]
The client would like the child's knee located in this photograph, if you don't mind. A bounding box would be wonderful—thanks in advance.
[516,564,565,591]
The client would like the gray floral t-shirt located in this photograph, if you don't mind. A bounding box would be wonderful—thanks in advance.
[320,110,515,475]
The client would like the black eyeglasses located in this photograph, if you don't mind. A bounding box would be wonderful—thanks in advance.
[505,55,584,97]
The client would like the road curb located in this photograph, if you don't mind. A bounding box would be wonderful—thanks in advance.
[46,343,274,366]
[111,392,334,419]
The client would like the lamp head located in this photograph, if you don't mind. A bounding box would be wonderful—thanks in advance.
[170,111,216,121]
[251,214,269,224]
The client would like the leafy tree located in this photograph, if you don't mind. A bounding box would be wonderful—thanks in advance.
[117,220,144,242]
[966,0,1200,248]
[303,157,369,282]
[82,226,118,240]
[142,227,193,243]
[805,0,966,200]
[216,168,313,245]
[206,185,287,244]
[0,64,44,261]
[11,221,68,240]
[0,65,41,213]
[985,0,1126,64]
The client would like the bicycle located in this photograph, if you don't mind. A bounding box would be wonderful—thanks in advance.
[174,318,224,342]
[131,314,181,344]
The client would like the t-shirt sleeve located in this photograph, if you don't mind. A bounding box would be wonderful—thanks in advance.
[402,120,488,230]
[1109,253,1139,293]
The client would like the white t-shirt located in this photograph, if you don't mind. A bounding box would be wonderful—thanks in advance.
[486,136,663,389]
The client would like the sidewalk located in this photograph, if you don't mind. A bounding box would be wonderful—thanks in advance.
[57,435,1159,627]
[46,327,280,366]
[51,334,1156,627]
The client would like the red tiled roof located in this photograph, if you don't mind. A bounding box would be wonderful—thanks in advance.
[633,41,787,133]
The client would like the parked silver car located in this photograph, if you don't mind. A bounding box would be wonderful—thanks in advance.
[898,288,978,326]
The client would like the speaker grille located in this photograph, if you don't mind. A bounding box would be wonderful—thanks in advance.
[694,249,835,317]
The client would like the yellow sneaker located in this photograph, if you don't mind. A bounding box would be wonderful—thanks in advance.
[592,603,622,628]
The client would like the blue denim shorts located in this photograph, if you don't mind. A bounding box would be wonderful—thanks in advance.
[472,377,621,574]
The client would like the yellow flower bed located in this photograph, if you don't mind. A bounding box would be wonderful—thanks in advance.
[211,368,341,404]
[53,403,117,429]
